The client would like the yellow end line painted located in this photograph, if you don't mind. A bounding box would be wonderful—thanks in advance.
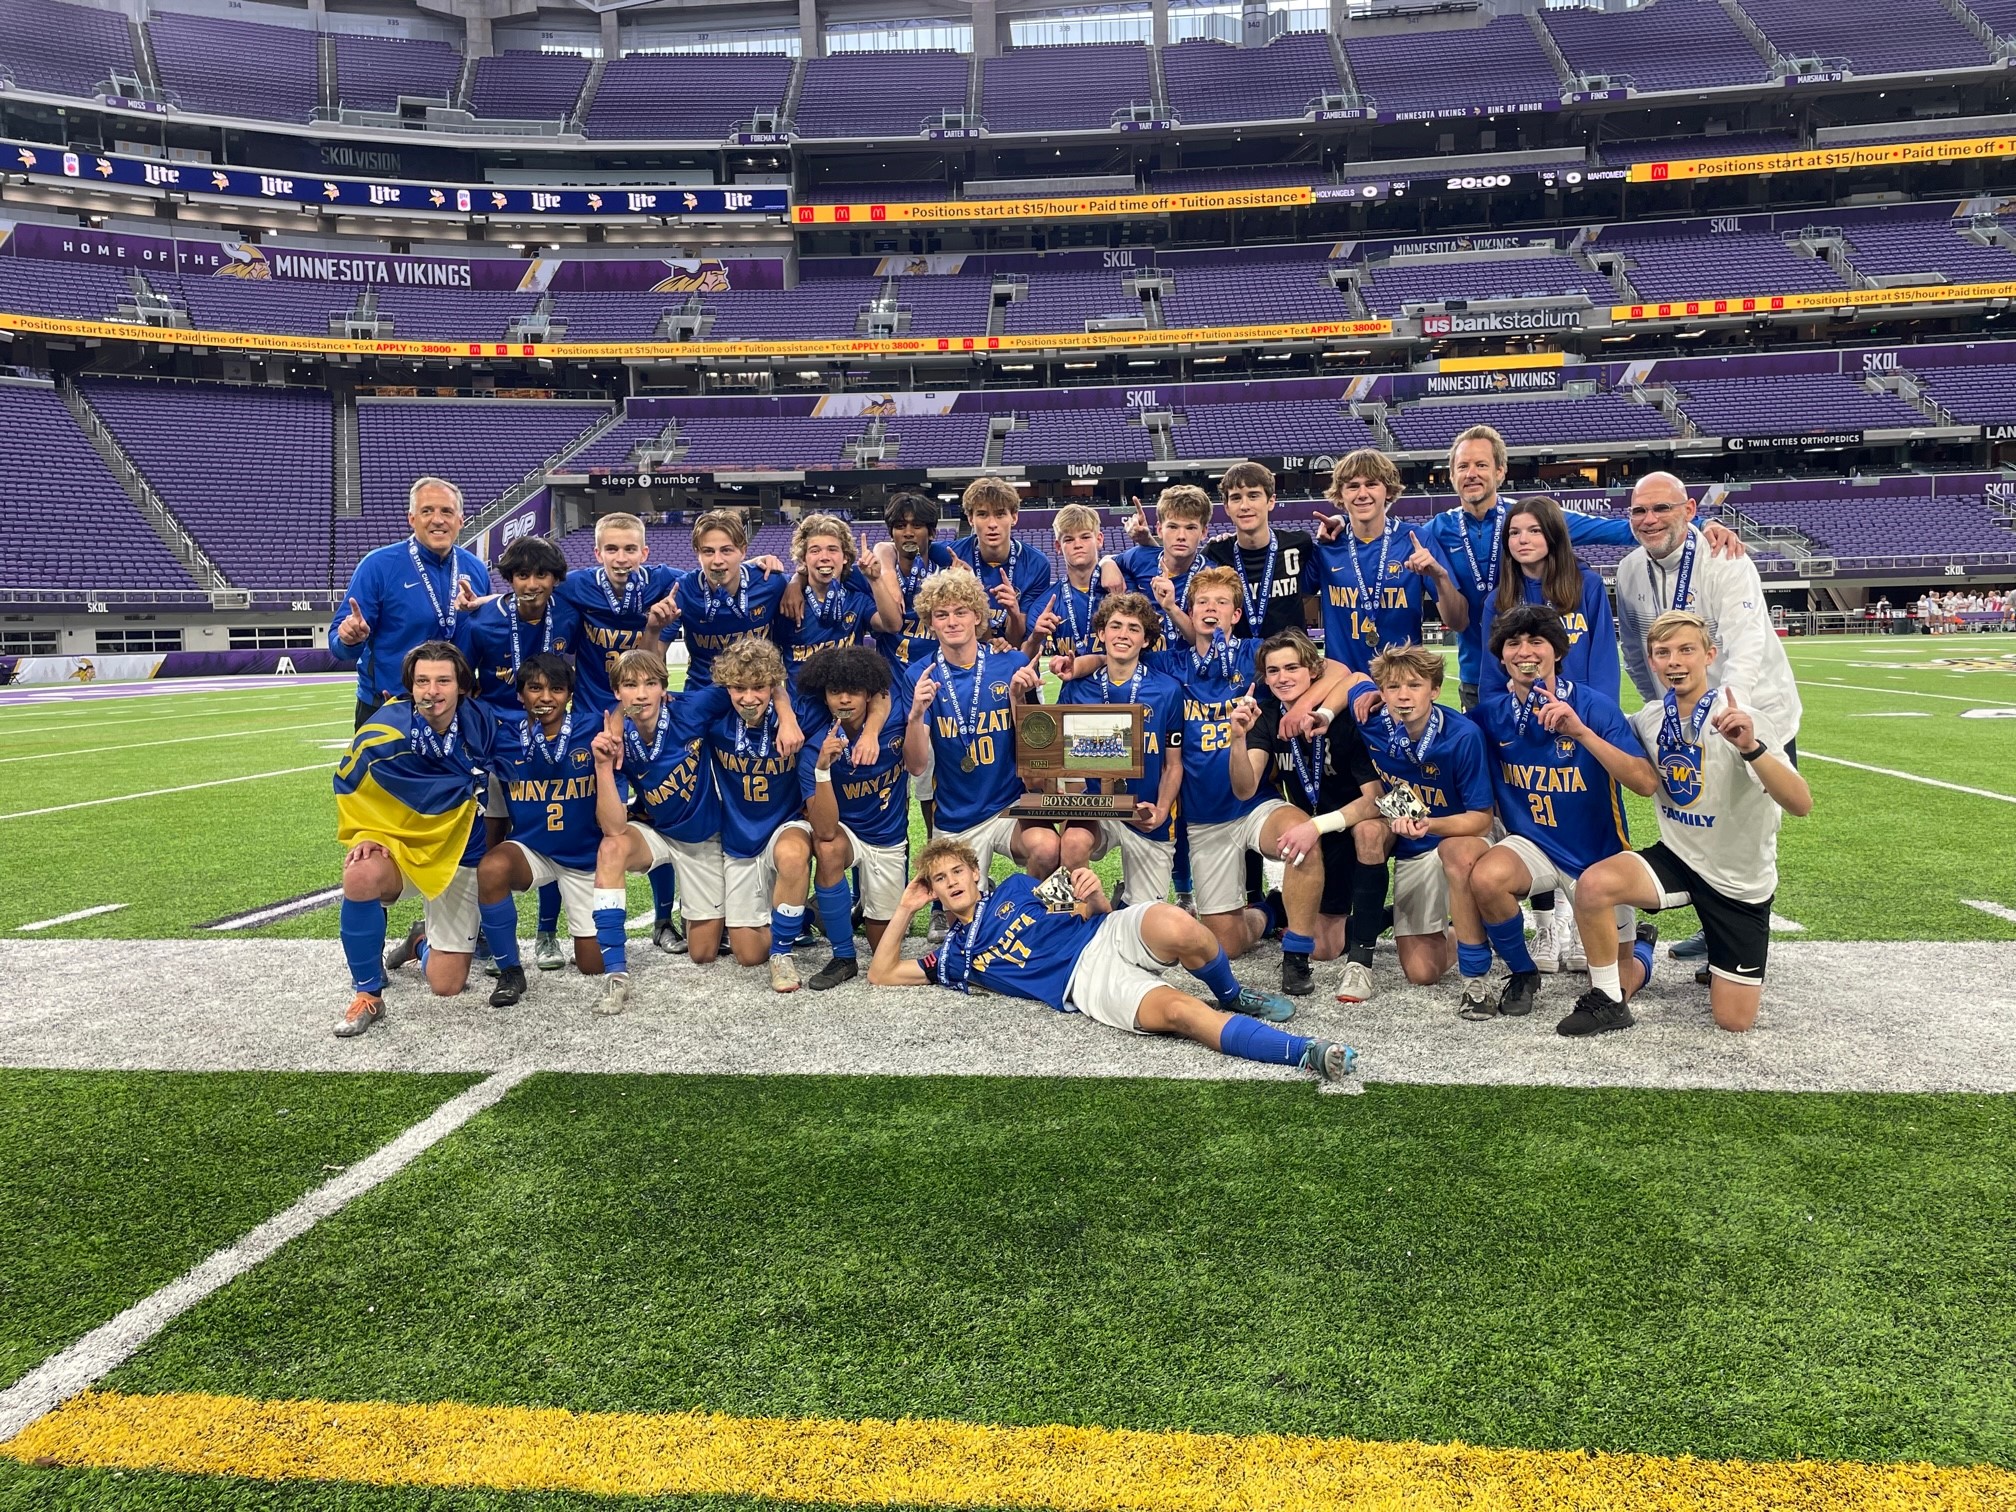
[7,1392,2012,1512]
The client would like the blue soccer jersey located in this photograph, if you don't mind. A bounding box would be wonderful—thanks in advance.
[1425,502,1636,689]
[908,645,1028,835]
[798,713,910,849]
[1111,545,1204,642]
[1148,637,1262,828]
[463,597,567,718]
[920,872,1098,1010]
[1360,704,1495,861]
[1058,663,1184,841]
[776,570,880,683]
[612,695,722,847]
[1475,566,1623,702]
[893,540,957,634]
[690,684,805,859]
[490,711,603,871]
[952,537,1052,638]
[1478,681,1637,877]
[548,564,680,714]
[1030,577,1105,660]
[669,565,789,688]
[1316,525,1449,678]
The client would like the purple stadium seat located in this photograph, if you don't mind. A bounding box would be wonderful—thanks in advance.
[1359,255,1612,316]
[331,33,460,111]
[793,50,971,139]
[147,11,319,121]
[981,43,1152,132]
[584,53,792,139]
[1544,0,1771,92]
[1388,395,1675,451]
[1670,375,1928,435]
[1172,400,1378,459]
[1160,33,1342,125]
[1344,17,1562,117]
[1591,223,1847,301]
[1738,0,1990,76]
[0,0,137,99]
[468,50,588,123]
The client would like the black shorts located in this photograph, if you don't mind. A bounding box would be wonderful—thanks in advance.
[1635,843,1772,986]
[1319,829,1356,916]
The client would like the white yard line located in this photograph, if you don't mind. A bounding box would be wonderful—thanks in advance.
[0,1069,530,1443]
[1801,681,2016,706]
[1963,899,2016,925]
[16,904,127,932]
[1769,912,1805,933]
[0,722,350,764]
[1801,752,2016,805]
[0,700,329,737]
[0,765,329,821]
[203,888,346,931]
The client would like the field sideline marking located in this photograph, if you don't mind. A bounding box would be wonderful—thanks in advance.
[0,699,333,737]
[16,905,126,932]
[0,765,329,821]
[1802,752,2016,805]
[0,1070,528,1444]
[1963,899,2016,925]
[1799,680,2016,706]
[0,721,350,765]
[202,887,346,931]
[8,1391,2011,1512]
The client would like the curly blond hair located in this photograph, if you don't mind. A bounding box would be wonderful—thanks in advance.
[913,567,989,622]
[791,512,856,568]
[711,634,786,691]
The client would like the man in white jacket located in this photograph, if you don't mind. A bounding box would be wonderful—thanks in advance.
[1615,473,1803,969]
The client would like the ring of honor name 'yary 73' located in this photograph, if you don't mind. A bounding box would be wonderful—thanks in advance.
[1009,696,1147,818]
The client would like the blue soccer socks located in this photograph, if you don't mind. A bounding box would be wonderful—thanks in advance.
[339,897,387,994]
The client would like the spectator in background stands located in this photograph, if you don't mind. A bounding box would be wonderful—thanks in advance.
[1613,471,1802,973]
[329,476,489,729]
[1410,426,1743,711]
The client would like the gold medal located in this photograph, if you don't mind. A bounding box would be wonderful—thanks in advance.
[960,745,979,773]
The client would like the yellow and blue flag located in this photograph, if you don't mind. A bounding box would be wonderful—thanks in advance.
[334,699,493,899]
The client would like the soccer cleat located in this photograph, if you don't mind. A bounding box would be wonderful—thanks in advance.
[476,939,499,979]
[1529,914,1561,975]
[1280,953,1314,998]
[652,915,688,954]
[770,953,802,994]
[333,991,383,1039]
[1670,929,1709,961]
[1563,911,1588,972]
[1297,1040,1359,1082]
[925,910,949,946]
[489,965,527,1009]
[1458,975,1500,1019]
[382,920,425,975]
[595,972,632,1016]
[808,955,859,991]
[1227,986,1296,1024]
[1498,970,1542,1018]
[1333,960,1376,1005]
[1173,889,1196,915]
[533,932,565,971]
[1695,965,1712,987]
[1557,987,1635,1037]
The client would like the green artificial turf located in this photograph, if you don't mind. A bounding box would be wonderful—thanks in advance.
[0,1071,480,1390]
[109,1074,2016,1470]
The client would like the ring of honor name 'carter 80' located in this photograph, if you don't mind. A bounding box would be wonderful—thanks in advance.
[1010,699,1148,817]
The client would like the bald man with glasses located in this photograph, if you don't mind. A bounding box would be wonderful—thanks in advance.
[1614,473,1802,969]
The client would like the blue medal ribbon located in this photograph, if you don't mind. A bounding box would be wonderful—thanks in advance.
[1348,524,1395,645]
[1381,704,1442,768]
[733,707,776,762]
[505,598,553,677]
[933,644,989,746]
[1455,503,1505,599]
[624,709,672,768]
[1509,676,1573,741]
[981,543,1022,631]
[701,564,749,623]
[1286,732,1326,809]
[409,706,461,761]
[594,564,647,619]
[527,709,571,769]
[1195,631,1240,684]
[407,537,458,638]
[1239,531,1279,632]
[1665,532,1700,612]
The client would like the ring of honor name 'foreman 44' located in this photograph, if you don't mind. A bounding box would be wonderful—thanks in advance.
[1009,697,1147,818]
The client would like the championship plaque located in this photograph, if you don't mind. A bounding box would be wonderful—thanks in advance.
[1008,696,1146,819]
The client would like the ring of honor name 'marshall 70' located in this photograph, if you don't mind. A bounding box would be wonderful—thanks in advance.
[1009,701,1147,818]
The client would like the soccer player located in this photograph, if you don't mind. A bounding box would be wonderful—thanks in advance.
[1103,484,1210,646]
[329,477,490,728]
[903,569,1053,881]
[1231,629,1388,1005]
[1202,461,1323,641]
[1056,594,1185,906]
[798,646,909,990]
[1316,449,1467,719]
[1461,606,1659,1022]
[952,476,1051,647]
[474,653,605,1008]
[689,636,813,991]
[1354,644,1494,994]
[1560,610,1811,1036]
[868,842,1355,1081]
[585,650,729,1016]
[1612,472,1801,973]
[1024,503,1107,668]
[666,510,791,688]
[333,640,496,1039]
[878,490,958,667]
[1158,567,1331,997]
[775,514,903,682]
[1415,428,1742,711]
[1474,493,1624,974]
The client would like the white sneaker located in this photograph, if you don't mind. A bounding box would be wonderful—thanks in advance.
[595,972,631,1016]
[1333,959,1375,1004]
[1529,913,1562,975]
[1563,910,1587,972]
[1458,975,1501,1019]
[770,953,801,993]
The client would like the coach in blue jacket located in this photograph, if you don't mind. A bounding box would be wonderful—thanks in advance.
[329,477,491,727]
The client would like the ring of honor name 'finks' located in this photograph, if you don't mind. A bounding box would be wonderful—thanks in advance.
[1009,695,1148,818]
